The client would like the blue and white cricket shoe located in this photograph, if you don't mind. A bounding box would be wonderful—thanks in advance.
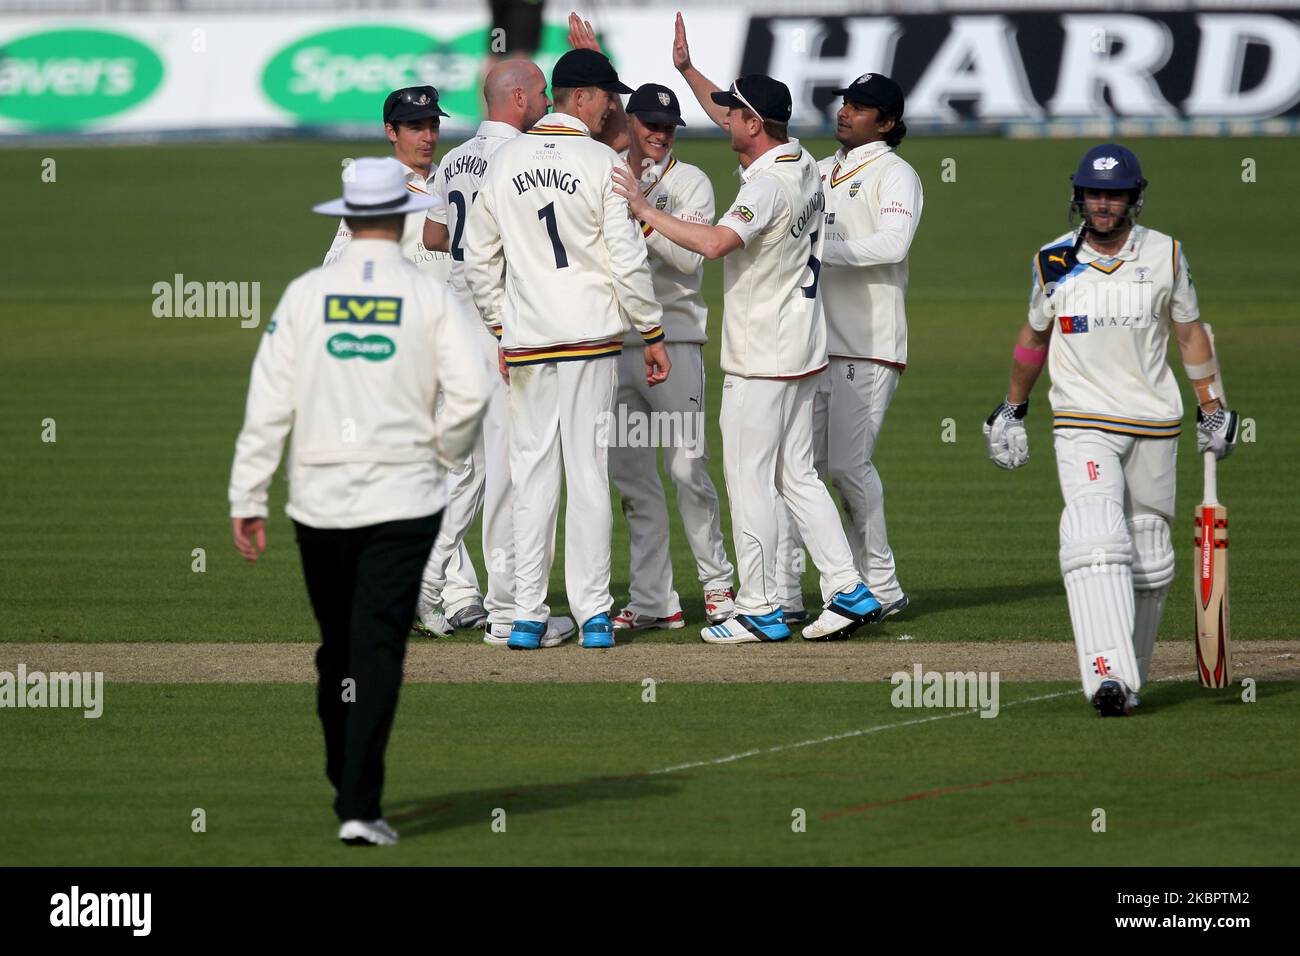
[801,583,882,641]
[700,610,791,644]
[488,616,575,647]
[507,619,547,650]
[579,612,615,649]
[876,593,909,621]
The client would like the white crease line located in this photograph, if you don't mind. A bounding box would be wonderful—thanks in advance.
[646,688,1078,777]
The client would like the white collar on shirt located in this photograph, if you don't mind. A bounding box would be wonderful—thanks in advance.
[532,111,590,135]
[476,119,522,140]
[833,139,892,166]
[740,138,802,183]
[1077,224,1147,263]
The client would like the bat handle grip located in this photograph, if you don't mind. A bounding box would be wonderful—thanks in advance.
[1202,450,1218,506]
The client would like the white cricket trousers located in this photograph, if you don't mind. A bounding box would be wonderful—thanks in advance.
[720,373,860,617]
[510,355,618,625]
[418,323,506,617]
[1055,429,1178,696]
[776,358,902,607]
[609,343,734,617]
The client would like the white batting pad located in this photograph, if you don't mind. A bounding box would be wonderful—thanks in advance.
[1130,514,1174,684]
[1060,495,1140,696]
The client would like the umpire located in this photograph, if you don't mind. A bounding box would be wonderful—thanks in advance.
[229,157,488,845]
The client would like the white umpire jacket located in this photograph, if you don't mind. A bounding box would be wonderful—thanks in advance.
[229,238,488,529]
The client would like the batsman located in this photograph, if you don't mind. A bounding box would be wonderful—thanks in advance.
[984,144,1241,716]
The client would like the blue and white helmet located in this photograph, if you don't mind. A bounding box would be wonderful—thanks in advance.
[1069,144,1147,230]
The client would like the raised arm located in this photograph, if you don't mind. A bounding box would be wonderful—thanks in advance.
[673,13,729,130]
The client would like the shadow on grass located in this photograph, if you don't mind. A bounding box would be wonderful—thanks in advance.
[384,772,682,838]
[1139,678,1298,713]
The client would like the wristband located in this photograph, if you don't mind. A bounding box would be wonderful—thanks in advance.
[1194,380,1224,405]
[1013,344,1047,367]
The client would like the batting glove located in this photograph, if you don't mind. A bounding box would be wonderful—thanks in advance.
[1196,406,1240,460]
[983,398,1030,470]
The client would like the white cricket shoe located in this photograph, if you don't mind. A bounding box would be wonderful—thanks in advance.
[484,616,576,647]
[338,818,399,846]
[412,601,451,638]
[800,584,882,641]
[700,611,791,644]
[704,588,735,625]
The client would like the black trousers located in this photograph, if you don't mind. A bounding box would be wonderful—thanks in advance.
[293,512,441,822]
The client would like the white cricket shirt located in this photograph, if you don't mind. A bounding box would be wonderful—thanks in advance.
[428,120,520,312]
[1028,224,1199,437]
[718,139,827,379]
[817,140,923,366]
[463,111,664,366]
[620,149,712,346]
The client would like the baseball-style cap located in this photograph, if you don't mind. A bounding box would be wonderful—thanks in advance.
[626,83,686,127]
[383,86,449,124]
[312,157,437,218]
[833,72,905,119]
[710,74,792,124]
[551,49,634,94]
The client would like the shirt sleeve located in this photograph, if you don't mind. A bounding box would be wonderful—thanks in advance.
[462,179,506,330]
[601,156,665,341]
[1026,254,1053,332]
[322,218,351,266]
[426,171,448,226]
[428,289,489,468]
[821,161,923,268]
[229,282,299,518]
[719,176,782,247]
[1170,240,1200,324]
[643,168,714,277]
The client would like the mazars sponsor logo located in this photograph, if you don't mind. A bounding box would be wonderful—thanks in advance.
[50,886,151,936]
[0,664,103,718]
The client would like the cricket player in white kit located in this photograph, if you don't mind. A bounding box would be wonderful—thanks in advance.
[778,72,921,622]
[985,144,1240,716]
[319,85,488,634]
[608,82,736,631]
[416,61,577,648]
[464,49,671,650]
[618,32,880,644]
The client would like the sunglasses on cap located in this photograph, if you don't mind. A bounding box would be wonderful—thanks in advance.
[728,80,762,119]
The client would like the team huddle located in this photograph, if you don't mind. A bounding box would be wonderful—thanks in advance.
[227,9,1243,844]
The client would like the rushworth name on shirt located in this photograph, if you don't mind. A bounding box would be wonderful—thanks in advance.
[512,168,581,196]
[441,153,489,184]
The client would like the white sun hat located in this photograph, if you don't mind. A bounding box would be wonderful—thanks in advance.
[312,156,437,217]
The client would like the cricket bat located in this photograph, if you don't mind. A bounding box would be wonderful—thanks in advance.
[1193,451,1231,688]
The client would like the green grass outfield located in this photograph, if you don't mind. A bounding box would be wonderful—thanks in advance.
[2,681,1297,866]
[1,135,1297,865]
[1,135,1296,642]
